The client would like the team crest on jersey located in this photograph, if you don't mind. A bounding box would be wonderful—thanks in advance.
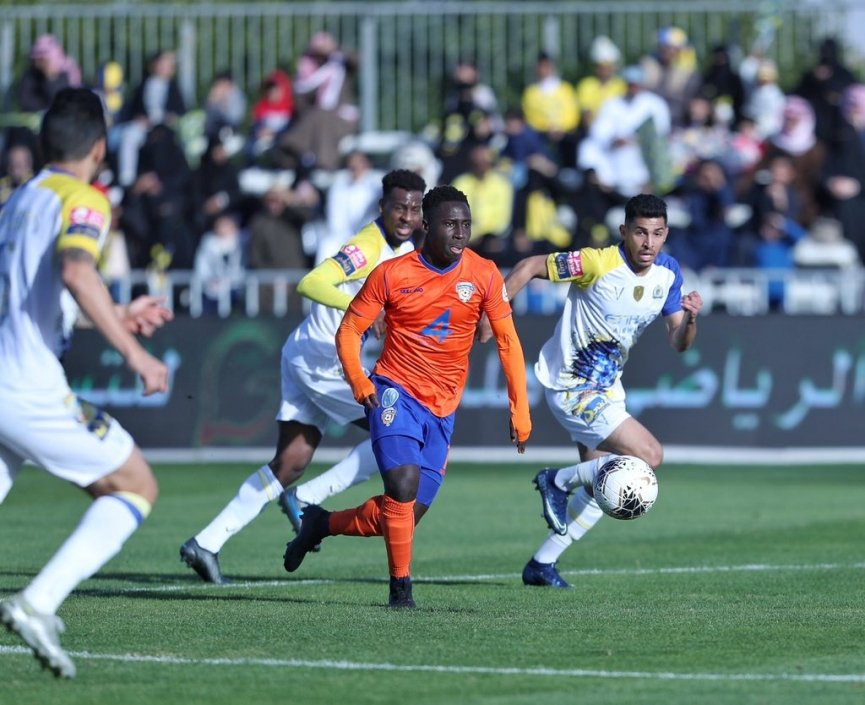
[456,281,475,303]
[381,407,397,426]
[653,285,664,299]
[66,395,113,440]
[333,244,368,275]
[633,286,644,301]
[381,387,400,407]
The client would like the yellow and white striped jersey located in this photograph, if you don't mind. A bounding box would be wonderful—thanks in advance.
[535,244,684,391]
[0,169,110,390]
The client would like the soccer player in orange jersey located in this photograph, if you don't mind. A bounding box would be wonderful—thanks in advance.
[283,185,532,607]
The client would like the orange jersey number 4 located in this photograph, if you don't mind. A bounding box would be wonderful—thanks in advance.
[420,309,452,343]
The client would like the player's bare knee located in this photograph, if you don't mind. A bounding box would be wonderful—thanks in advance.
[383,465,419,502]
[87,447,158,504]
[643,442,664,470]
[269,452,311,486]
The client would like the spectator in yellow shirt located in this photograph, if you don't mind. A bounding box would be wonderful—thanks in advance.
[452,144,514,263]
[575,37,627,132]
[522,52,579,167]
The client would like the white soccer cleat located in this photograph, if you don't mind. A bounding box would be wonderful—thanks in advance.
[0,593,76,678]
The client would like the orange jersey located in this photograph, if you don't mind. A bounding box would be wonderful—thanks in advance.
[347,249,512,416]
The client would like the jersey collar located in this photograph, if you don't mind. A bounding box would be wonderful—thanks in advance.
[417,250,460,274]
[45,165,77,178]
[618,242,644,275]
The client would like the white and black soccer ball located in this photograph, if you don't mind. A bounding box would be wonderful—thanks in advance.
[593,455,658,520]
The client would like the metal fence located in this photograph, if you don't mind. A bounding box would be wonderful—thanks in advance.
[1,1,862,132]
[117,267,865,319]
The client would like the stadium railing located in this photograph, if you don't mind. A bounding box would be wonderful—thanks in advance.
[118,266,865,318]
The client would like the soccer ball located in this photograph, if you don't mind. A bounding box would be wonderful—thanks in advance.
[593,455,658,520]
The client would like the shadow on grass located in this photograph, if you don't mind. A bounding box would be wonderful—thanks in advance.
[1,570,507,612]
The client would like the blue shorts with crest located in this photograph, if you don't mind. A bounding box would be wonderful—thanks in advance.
[367,374,453,507]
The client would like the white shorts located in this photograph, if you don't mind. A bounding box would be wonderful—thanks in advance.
[545,380,630,450]
[278,357,365,430]
[0,387,134,491]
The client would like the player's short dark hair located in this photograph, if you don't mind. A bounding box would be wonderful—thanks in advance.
[39,88,106,163]
[624,194,667,224]
[382,169,426,197]
[422,185,469,219]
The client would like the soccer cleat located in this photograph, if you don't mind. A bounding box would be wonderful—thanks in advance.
[533,467,570,535]
[278,488,321,552]
[521,558,572,588]
[388,576,416,608]
[180,537,231,585]
[283,504,330,573]
[0,593,76,678]
[278,487,304,535]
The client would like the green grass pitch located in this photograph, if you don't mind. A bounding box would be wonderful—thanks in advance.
[1,461,864,704]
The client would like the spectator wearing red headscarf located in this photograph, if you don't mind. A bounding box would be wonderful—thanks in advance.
[247,69,294,162]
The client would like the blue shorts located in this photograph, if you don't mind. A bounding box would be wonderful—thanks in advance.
[368,375,453,507]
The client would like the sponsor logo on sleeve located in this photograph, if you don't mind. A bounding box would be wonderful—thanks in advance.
[70,207,105,228]
[332,243,369,275]
[67,206,105,239]
[553,252,582,279]
[501,283,509,302]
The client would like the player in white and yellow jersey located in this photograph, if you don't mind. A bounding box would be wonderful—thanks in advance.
[492,194,702,588]
[180,169,426,583]
[0,88,171,678]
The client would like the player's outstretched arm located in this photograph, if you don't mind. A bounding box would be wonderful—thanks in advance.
[666,290,703,352]
[477,255,550,343]
[336,310,378,408]
[296,257,354,311]
[504,254,550,299]
[488,314,532,453]
[61,249,168,396]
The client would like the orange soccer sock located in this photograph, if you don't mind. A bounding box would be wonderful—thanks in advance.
[381,495,415,578]
[328,496,383,537]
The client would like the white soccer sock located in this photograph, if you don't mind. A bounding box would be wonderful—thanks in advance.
[554,455,620,492]
[195,465,283,553]
[294,440,378,506]
[533,487,604,564]
[23,493,149,615]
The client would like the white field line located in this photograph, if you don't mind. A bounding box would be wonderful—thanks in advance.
[75,561,865,595]
[0,644,863,683]
[3,562,864,684]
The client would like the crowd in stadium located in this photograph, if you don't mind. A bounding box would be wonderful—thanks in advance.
[1,28,864,312]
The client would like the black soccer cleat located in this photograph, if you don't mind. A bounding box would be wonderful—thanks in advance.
[533,468,570,535]
[521,558,572,588]
[180,537,230,585]
[278,487,321,552]
[388,576,416,608]
[283,504,330,572]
